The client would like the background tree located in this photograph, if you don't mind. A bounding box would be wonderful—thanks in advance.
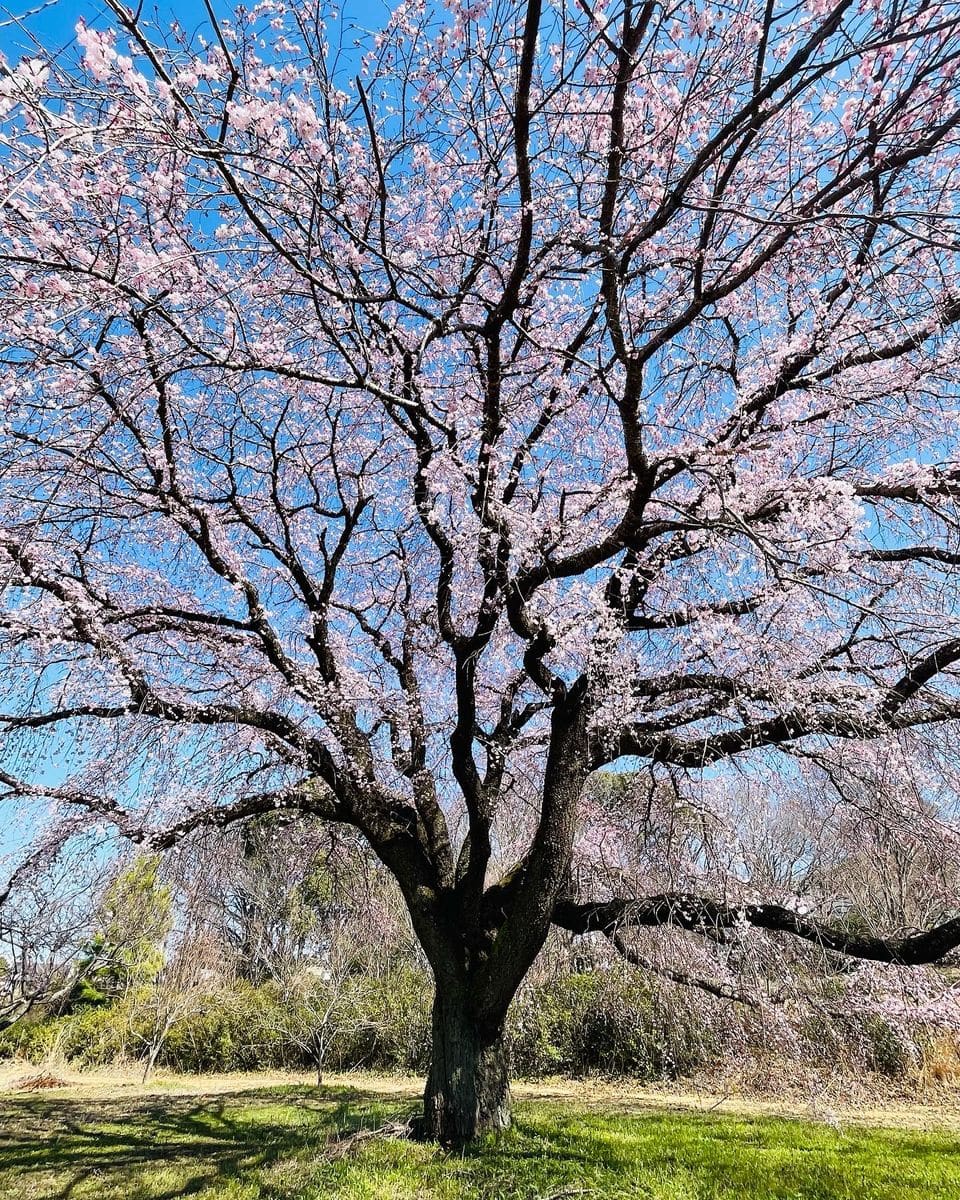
[0,840,104,1029]
[72,854,172,1006]
[177,816,416,982]
[2,0,960,1142]
[196,815,333,986]
[128,919,226,1084]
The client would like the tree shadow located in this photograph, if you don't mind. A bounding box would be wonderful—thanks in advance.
[484,1106,960,1200]
[0,1083,418,1200]
[2,1087,958,1200]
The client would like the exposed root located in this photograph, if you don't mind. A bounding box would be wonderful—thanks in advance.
[323,1117,414,1160]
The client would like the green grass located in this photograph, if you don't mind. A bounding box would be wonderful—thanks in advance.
[1,1083,958,1200]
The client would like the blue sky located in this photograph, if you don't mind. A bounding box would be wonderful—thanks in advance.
[0,2,263,60]
[0,0,391,62]
[1,0,112,60]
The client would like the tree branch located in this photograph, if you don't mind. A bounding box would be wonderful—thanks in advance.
[553,894,960,966]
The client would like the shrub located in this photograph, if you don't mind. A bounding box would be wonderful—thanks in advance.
[336,966,432,1072]
[0,999,145,1066]
[158,984,283,1072]
[863,1015,920,1079]
[273,967,432,1075]
[0,968,438,1075]
[0,1013,63,1063]
[508,970,725,1080]
[794,1008,925,1082]
[2,966,949,1089]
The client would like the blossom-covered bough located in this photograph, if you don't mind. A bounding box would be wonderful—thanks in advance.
[2,0,960,1141]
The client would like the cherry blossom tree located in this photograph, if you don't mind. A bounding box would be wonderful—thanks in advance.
[2,0,960,1141]
[0,837,104,1030]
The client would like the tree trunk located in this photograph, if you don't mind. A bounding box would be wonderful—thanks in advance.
[420,988,510,1144]
[142,1027,168,1083]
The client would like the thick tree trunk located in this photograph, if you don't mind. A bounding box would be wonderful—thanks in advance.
[420,988,511,1144]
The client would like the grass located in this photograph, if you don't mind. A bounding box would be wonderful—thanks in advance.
[1,1079,959,1200]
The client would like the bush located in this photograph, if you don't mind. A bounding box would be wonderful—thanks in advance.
[3,968,724,1080]
[508,970,725,1079]
[0,1013,63,1063]
[0,969,434,1075]
[271,967,432,1075]
[863,1015,920,1079]
[0,999,145,1066]
[330,966,432,1073]
[1,966,948,1089]
[793,1007,926,1082]
[158,984,289,1072]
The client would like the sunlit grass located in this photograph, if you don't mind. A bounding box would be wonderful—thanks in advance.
[1,1082,957,1199]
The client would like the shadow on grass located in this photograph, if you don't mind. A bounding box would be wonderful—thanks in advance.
[0,1084,419,1200]
[1,1086,958,1200]
[483,1105,960,1200]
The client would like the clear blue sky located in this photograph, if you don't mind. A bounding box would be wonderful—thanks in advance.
[0,0,389,62]
[2,0,118,60]
[0,2,264,61]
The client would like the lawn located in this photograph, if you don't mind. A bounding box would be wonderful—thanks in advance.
[1,1079,958,1200]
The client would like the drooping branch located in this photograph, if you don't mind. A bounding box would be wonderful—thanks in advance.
[605,928,768,1007]
[553,894,960,966]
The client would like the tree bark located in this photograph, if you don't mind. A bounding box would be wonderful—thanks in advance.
[420,987,511,1144]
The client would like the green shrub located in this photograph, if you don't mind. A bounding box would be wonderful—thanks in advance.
[508,982,566,1076]
[0,968,436,1075]
[0,999,146,1066]
[0,1013,62,1063]
[863,1015,920,1079]
[508,970,724,1080]
[0,966,932,1086]
[326,967,431,1072]
[794,1007,924,1082]
[160,986,267,1072]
